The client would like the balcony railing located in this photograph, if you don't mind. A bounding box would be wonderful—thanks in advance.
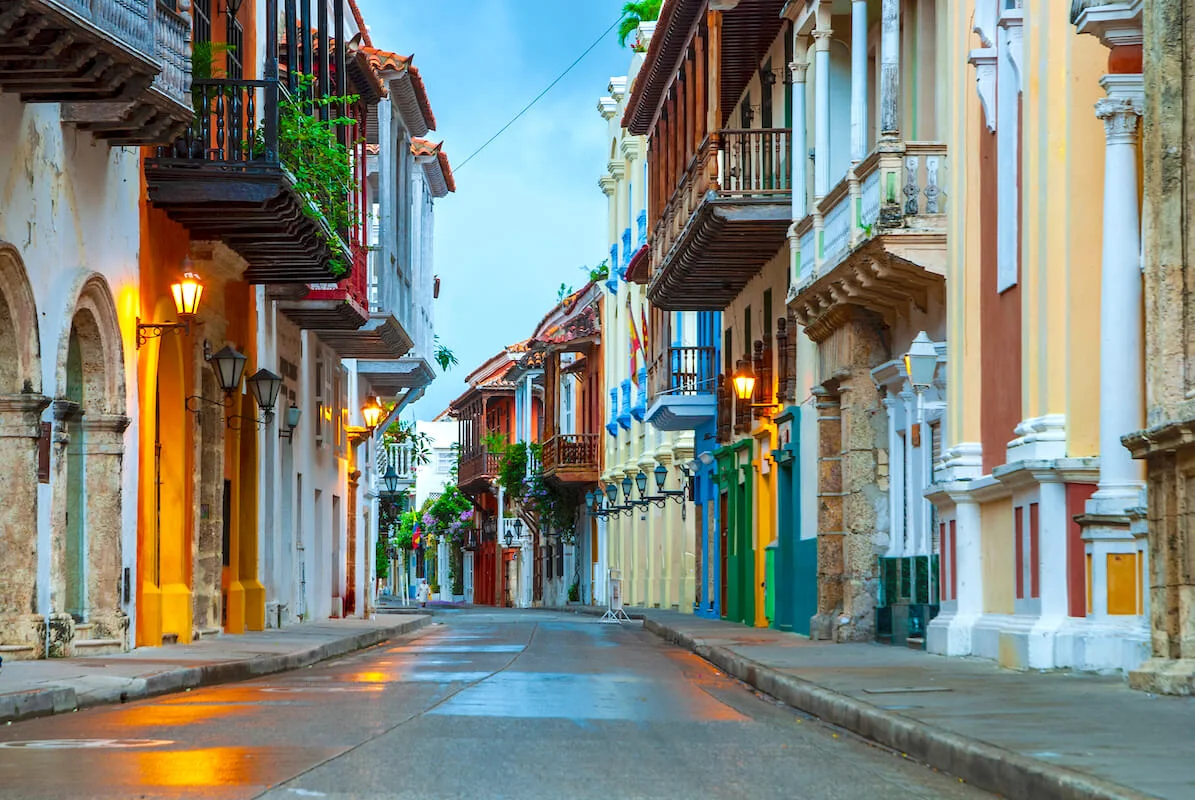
[376,441,416,491]
[793,142,948,289]
[542,434,600,473]
[159,77,275,164]
[60,0,154,55]
[458,447,501,488]
[649,346,716,401]
[152,0,190,104]
[648,127,792,309]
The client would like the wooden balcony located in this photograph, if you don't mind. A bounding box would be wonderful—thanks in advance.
[61,0,192,146]
[276,245,370,331]
[647,128,792,311]
[0,0,193,145]
[646,346,718,431]
[541,433,600,486]
[144,79,352,284]
[458,447,501,495]
[0,0,157,101]
[788,141,948,343]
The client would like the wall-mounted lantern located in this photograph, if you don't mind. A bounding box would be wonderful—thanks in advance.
[137,267,204,349]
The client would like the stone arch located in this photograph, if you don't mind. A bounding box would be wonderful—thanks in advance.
[52,272,129,652]
[56,273,125,414]
[0,243,47,657]
[0,242,42,395]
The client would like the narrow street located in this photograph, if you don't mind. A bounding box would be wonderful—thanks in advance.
[0,610,988,800]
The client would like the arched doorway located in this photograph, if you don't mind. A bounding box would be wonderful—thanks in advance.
[0,243,46,657]
[55,275,128,655]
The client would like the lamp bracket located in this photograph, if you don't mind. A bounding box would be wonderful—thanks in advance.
[185,393,233,416]
[136,317,192,350]
[227,411,273,430]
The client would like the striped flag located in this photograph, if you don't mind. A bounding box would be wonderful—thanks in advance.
[628,295,642,385]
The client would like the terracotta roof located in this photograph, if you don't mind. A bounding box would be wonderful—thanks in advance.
[410,137,456,196]
[407,65,436,131]
[348,0,371,47]
[361,46,410,73]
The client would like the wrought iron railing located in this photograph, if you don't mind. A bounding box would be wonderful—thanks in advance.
[542,433,599,472]
[154,77,279,164]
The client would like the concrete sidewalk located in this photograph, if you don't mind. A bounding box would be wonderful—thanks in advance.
[0,615,428,725]
[604,609,1191,800]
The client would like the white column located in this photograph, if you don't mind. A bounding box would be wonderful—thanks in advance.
[850,0,869,161]
[1091,80,1144,512]
[880,0,900,137]
[790,43,809,220]
[813,28,832,198]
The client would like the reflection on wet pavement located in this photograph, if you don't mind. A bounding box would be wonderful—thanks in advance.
[0,611,990,800]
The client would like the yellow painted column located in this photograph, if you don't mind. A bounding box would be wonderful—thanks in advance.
[753,424,775,627]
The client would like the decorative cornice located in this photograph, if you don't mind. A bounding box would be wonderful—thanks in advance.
[608,76,628,101]
[597,96,618,120]
[788,59,809,84]
[619,136,644,162]
[598,175,617,197]
[607,159,627,179]
[1073,0,1143,48]
[1123,416,1195,459]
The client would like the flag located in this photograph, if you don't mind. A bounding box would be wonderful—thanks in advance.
[628,295,642,385]
[641,304,650,357]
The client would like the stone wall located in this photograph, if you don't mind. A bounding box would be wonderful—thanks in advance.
[1122,0,1195,695]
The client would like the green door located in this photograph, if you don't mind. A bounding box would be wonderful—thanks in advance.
[717,440,755,626]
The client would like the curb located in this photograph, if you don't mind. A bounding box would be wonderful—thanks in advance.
[0,616,430,726]
[643,618,1159,800]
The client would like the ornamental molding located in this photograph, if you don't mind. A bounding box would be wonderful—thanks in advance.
[619,136,643,162]
[597,96,618,120]
[608,76,628,101]
[1073,0,1143,48]
[598,175,617,196]
[607,160,627,179]
[1096,97,1140,143]
[968,47,998,132]
[973,0,998,48]
[788,59,809,83]
[998,8,1024,92]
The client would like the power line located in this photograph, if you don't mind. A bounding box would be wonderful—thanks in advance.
[455,15,624,172]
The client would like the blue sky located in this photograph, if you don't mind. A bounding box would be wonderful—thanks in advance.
[355,0,633,419]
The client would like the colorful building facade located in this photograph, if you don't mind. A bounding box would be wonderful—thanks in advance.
[928,0,1147,672]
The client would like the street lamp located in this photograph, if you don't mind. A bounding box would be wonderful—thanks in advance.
[279,404,302,441]
[362,395,385,431]
[382,463,401,495]
[903,331,939,448]
[137,266,205,349]
[732,358,756,402]
[504,527,514,548]
[247,369,283,418]
[513,517,523,543]
[211,345,248,395]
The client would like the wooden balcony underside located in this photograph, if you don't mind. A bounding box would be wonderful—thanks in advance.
[143,164,349,284]
[276,297,369,331]
[648,198,790,310]
[0,0,158,102]
[314,316,414,360]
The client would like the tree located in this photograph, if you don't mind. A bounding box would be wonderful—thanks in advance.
[618,0,662,48]
[434,335,459,372]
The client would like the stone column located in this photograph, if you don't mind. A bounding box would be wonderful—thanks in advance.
[0,395,50,657]
[850,0,869,161]
[880,0,901,137]
[81,414,131,646]
[813,27,833,198]
[811,388,843,639]
[1091,81,1144,512]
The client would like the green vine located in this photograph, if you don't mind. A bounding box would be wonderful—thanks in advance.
[266,74,359,278]
[496,441,540,501]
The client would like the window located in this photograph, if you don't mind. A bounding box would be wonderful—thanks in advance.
[226,12,243,79]
[436,451,455,474]
[561,374,575,435]
[193,0,211,45]
[336,365,349,453]
[314,359,326,446]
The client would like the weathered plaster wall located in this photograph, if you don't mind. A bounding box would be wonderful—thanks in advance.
[0,96,140,655]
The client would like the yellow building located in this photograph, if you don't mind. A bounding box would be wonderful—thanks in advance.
[927,0,1148,673]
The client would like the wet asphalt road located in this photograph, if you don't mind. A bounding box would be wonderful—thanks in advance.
[0,609,990,799]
